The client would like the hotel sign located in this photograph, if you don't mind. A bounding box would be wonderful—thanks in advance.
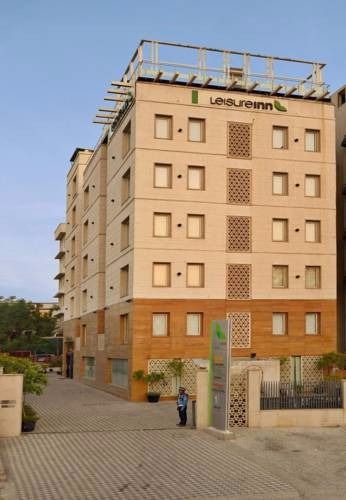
[192,89,287,112]
[210,319,231,431]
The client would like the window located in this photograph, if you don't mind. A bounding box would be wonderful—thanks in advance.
[188,166,205,190]
[111,359,128,388]
[272,126,288,149]
[272,219,288,241]
[84,357,95,379]
[305,175,320,197]
[153,213,171,237]
[272,313,287,335]
[72,176,77,197]
[71,266,75,287]
[121,169,130,204]
[71,205,76,226]
[83,220,89,245]
[71,236,76,256]
[272,265,288,288]
[121,217,130,250]
[305,312,320,335]
[305,266,321,289]
[187,214,205,239]
[153,263,171,287]
[187,263,204,287]
[188,118,205,142]
[186,313,202,336]
[81,324,87,346]
[70,296,74,316]
[122,121,131,157]
[305,220,321,242]
[152,313,169,336]
[292,356,302,385]
[82,255,88,278]
[120,265,129,297]
[154,164,172,188]
[338,88,346,107]
[305,129,320,152]
[272,172,288,195]
[82,289,87,312]
[155,115,172,139]
[120,314,129,344]
[84,186,89,210]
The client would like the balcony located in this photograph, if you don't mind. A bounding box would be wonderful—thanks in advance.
[55,223,66,241]
[55,249,66,259]
[54,291,65,298]
[54,271,65,280]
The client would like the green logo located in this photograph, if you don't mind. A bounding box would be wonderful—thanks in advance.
[215,323,226,342]
[274,100,287,112]
[192,90,198,104]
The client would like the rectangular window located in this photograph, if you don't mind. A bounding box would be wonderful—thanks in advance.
[305,220,321,242]
[120,265,129,297]
[121,217,130,250]
[71,266,75,287]
[122,121,131,157]
[70,296,74,316]
[272,219,288,241]
[154,164,172,188]
[72,176,77,197]
[188,166,205,190]
[81,324,87,346]
[111,359,128,388]
[186,313,202,336]
[188,118,205,142]
[305,266,321,289]
[121,169,131,204]
[155,115,172,139]
[71,236,76,256]
[187,263,204,287]
[82,289,87,312]
[272,126,288,149]
[84,186,89,210]
[272,313,287,335]
[153,213,171,237]
[83,220,89,245]
[187,214,205,239]
[305,312,320,335]
[292,356,302,385]
[120,314,129,344]
[84,357,95,379]
[153,263,171,287]
[71,206,76,226]
[272,265,288,288]
[152,313,169,337]
[82,255,88,278]
[272,172,288,195]
[305,175,320,197]
[305,129,320,152]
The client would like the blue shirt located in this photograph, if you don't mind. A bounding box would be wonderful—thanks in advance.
[177,393,188,409]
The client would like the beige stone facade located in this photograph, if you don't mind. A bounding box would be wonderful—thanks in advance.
[55,42,337,400]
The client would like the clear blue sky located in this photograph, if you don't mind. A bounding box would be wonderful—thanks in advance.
[0,0,345,302]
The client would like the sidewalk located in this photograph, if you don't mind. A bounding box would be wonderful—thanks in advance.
[1,375,297,500]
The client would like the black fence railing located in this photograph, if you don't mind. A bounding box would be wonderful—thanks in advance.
[260,381,342,410]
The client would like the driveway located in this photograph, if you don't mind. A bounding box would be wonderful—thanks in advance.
[0,374,321,499]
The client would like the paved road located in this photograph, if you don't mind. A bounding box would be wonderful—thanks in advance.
[1,375,298,500]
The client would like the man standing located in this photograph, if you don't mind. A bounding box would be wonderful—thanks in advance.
[176,386,188,426]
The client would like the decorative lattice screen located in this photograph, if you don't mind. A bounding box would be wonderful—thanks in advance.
[226,264,251,299]
[227,312,251,348]
[148,359,198,396]
[227,122,252,159]
[280,358,292,383]
[226,216,251,252]
[229,371,248,427]
[302,356,322,383]
[227,168,251,205]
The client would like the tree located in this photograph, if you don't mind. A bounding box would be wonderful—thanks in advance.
[0,297,57,354]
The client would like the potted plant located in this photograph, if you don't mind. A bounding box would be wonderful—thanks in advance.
[0,354,47,432]
[168,359,185,394]
[133,369,165,402]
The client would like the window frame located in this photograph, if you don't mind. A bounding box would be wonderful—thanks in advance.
[154,114,173,140]
[304,174,321,198]
[121,168,131,204]
[186,263,205,288]
[272,172,288,196]
[152,313,169,337]
[305,129,320,153]
[187,166,205,191]
[272,265,289,289]
[186,313,203,336]
[152,262,171,287]
[272,312,288,336]
[187,214,205,239]
[121,216,130,250]
[305,312,321,335]
[153,212,172,238]
[153,163,172,188]
[272,218,288,242]
[188,118,206,142]
[122,121,131,158]
[272,126,288,150]
[305,220,321,243]
[120,264,129,297]
[305,266,321,289]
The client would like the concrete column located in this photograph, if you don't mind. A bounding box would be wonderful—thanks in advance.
[0,375,23,437]
[196,368,209,429]
[247,368,262,428]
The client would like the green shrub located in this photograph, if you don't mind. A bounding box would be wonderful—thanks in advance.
[0,354,47,395]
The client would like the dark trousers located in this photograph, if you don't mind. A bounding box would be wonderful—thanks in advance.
[178,406,187,425]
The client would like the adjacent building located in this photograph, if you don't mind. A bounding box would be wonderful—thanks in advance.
[54,41,337,400]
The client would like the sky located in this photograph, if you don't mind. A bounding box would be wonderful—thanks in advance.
[0,0,345,302]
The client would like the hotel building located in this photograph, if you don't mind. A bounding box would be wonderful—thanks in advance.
[54,41,337,400]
